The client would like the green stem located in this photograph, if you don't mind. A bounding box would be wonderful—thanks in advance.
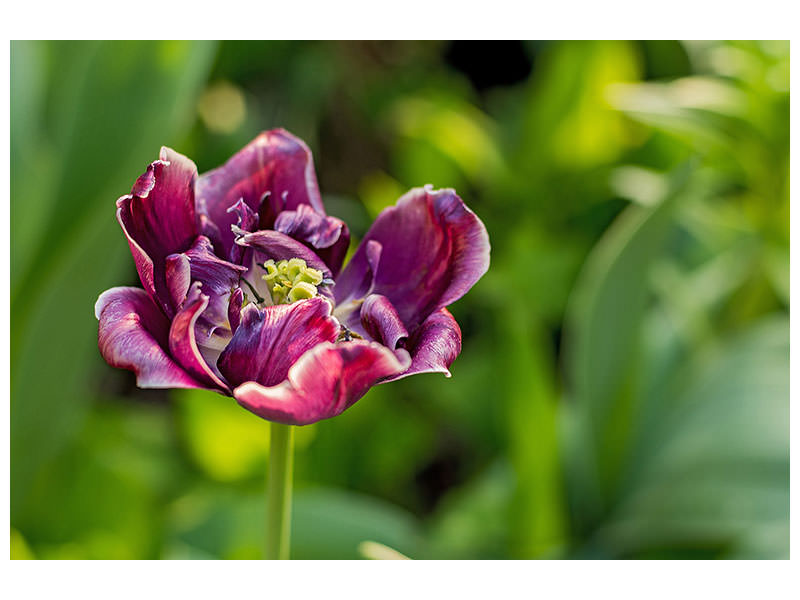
[266,422,294,559]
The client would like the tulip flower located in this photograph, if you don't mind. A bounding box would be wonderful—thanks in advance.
[95,129,490,558]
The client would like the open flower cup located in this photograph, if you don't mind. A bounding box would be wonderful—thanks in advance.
[96,129,490,427]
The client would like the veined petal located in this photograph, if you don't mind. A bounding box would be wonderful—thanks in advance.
[168,283,229,391]
[274,204,342,248]
[224,198,259,263]
[196,129,325,260]
[274,205,350,276]
[228,197,259,232]
[227,287,245,334]
[218,297,339,389]
[334,239,382,308]
[165,235,247,338]
[184,235,247,321]
[95,287,206,389]
[117,147,199,314]
[387,308,462,381]
[360,294,408,350]
[164,253,191,311]
[232,340,411,425]
[335,186,490,330]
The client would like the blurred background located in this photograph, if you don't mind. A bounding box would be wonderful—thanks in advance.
[10,40,789,559]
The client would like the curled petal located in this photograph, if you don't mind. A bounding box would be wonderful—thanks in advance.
[196,129,325,259]
[233,340,411,425]
[165,235,247,335]
[164,253,191,311]
[184,236,247,322]
[274,204,350,276]
[334,239,382,307]
[168,284,229,390]
[387,308,462,381]
[360,294,408,350]
[336,186,490,329]
[95,287,205,389]
[224,199,259,263]
[228,287,245,334]
[274,204,342,248]
[116,209,157,307]
[117,147,199,314]
[218,297,339,389]
[228,198,259,232]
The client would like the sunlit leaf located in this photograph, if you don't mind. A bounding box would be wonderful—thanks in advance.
[173,388,317,483]
[358,540,411,560]
[10,529,35,560]
[174,389,270,482]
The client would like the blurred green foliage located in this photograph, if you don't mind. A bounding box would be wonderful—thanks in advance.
[10,40,788,559]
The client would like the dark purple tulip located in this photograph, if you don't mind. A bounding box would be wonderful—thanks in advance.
[96,129,490,425]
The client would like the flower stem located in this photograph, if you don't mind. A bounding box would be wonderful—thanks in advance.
[266,422,294,560]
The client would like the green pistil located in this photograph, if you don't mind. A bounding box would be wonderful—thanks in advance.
[263,258,324,305]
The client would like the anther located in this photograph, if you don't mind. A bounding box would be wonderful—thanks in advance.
[261,257,325,304]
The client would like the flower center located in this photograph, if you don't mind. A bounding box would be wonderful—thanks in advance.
[262,258,324,304]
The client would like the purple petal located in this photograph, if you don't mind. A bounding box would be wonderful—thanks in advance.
[117,147,199,314]
[168,284,230,391]
[335,186,490,330]
[95,287,206,389]
[196,129,325,260]
[334,239,382,308]
[228,287,245,334]
[228,197,259,232]
[232,340,411,425]
[387,308,462,381]
[164,253,191,311]
[165,236,247,330]
[218,297,339,389]
[224,199,259,263]
[274,204,350,276]
[185,236,246,319]
[359,294,408,350]
[234,229,332,276]
[198,212,223,251]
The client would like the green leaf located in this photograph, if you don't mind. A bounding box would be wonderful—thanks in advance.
[563,163,693,521]
[14,402,179,559]
[10,41,53,291]
[10,41,217,518]
[166,485,423,559]
[291,487,423,559]
[10,529,35,560]
[594,317,788,558]
[424,461,514,559]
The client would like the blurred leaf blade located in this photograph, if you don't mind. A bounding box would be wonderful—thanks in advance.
[595,317,789,558]
[166,485,423,560]
[562,163,693,524]
[10,40,217,520]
